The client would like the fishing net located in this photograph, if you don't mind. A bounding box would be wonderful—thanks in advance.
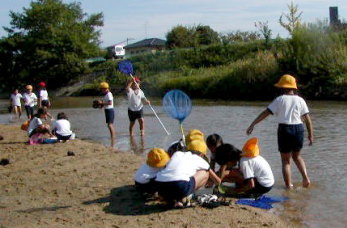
[118,60,133,75]
[163,89,192,123]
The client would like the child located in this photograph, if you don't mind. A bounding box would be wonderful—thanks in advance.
[125,77,150,136]
[215,138,274,197]
[10,89,23,119]
[134,148,170,195]
[205,134,224,187]
[38,81,50,108]
[99,82,116,147]
[52,112,72,142]
[246,74,313,189]
[27,108,52,138]
[156,136,221,207]
[23,85,37,119]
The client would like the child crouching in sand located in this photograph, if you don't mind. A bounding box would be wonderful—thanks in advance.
[27,108,53,138]
[215,138,274,198]
[134,148,170,196]
[52,112,72,142]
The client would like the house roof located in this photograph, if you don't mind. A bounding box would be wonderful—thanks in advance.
[124,38,166,49]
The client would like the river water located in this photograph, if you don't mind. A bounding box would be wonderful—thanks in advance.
[0,97,346,227]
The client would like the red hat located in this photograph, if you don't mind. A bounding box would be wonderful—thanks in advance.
[39,81,46,87]
[134,77,141,82]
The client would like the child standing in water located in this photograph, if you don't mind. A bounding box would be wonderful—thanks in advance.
[10,89,23,119]
[99,82,116,147]
[125,77,150,136]
[23,85,37,119]
[246,74,313,189]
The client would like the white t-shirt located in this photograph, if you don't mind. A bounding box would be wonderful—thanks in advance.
[11,93,23,106]
[134,163,163,184]
[155,151,210,182]
[240,156,274,188]
[39,90,49,101]
[103,91,114,109]
[267,95,309,125]
[23,92,37,107]
[127,88,145,111]
[53,119,72,136]
[27,117,43,136]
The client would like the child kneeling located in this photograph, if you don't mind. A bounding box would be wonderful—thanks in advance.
[134,148,170,196]
[215,138,274,197]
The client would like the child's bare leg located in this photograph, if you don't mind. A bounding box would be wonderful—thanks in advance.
[193,170,209,190]
[292,151,311,188]
[107,123,115,147]
[138,118,144,136]
[18,107,22,118]
[280,152,293,189]
[129,121,135,136]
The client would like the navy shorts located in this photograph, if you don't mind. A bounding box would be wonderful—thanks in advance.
[135,179,158,194]
[41,100,50,107]
[244,178,272,197]
[128,108,143,122]
[277,124,304,153]
[104,108,115,124]
[24,106,34,117]
[157,177,196,201]
[55,133,71,141]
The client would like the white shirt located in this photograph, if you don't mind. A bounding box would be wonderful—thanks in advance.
[39,90,49,101]
[27,117,43,136]
[267,95,309,124]
[155,151,210,182]
[11,93,22,106]
[23,92,37,107]
[53,119,72,136]
[240,156,274,188]
[127,88,145,111]
[134,164,163,184]
[103,91,114,109]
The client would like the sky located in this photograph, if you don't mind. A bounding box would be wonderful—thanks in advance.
[0,0,346,47]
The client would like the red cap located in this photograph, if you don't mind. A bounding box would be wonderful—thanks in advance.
[39,81,46,87]
[134,77,141,82]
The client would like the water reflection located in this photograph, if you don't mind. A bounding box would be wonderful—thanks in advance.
[129,135,145,155]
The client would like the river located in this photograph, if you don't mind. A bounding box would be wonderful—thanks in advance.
[0,97,346,227]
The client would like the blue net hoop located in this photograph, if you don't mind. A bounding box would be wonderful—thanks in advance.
[163,90,192,123]
[118,60,133,75]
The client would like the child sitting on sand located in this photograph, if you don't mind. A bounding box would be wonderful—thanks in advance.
[52,112,73,142]
[156,132,221,207]
[134,148,170,195]
[27,108,53,138]
[215,138,274,197]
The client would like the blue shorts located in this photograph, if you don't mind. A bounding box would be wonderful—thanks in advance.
[277,124,304,153]
[157,177,196,201]
[104,108,115,124]
[244,178,272,197]
[135,179,158,194]
[24,106,34,117]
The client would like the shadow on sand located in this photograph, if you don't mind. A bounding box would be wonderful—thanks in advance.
[83,185,171,216]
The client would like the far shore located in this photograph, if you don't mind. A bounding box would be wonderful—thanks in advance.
[0,124,295,227]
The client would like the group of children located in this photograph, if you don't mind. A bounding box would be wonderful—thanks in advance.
[9,82,50,120]
[133,74,314,207]
[10,82,73,144]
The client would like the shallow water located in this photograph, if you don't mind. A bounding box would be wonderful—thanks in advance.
[0,97,346,227]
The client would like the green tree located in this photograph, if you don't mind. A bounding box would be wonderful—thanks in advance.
[166,25,196,48]
[220,30,261,44]
[0,0,103,91]
[194,25,220,45]
[255,21,272,47]
[279,1,303,35]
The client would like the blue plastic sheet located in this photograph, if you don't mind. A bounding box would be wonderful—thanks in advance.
[235,195,289,210]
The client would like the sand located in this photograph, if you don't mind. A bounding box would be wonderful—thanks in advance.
[0,124,294,228]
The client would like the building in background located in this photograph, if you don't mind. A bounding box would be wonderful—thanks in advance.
[124,38,166,58]
[329,6,347,30]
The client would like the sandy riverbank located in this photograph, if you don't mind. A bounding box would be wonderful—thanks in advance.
[0,124,294,228]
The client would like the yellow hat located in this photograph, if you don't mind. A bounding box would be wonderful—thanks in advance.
[241,137,260,157]
[186,129,204,144]
[26,85,33,90]
[146,148,170,168]
[274,74,298,89]
[99,82,109,89]
[187,139,208,155]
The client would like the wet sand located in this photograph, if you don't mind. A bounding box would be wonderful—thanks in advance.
[0,124,294,228]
